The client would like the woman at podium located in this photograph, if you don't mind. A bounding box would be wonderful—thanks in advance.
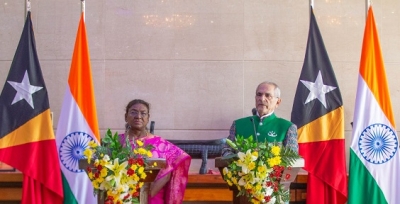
[119,99,192,203]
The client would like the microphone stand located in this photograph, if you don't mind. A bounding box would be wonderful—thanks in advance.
[250,117,258,143]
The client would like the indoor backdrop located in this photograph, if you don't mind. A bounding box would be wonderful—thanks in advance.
[1,0,400,173]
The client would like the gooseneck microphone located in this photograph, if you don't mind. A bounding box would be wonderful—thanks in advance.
[250,117,258,143]
[252,108,257,116]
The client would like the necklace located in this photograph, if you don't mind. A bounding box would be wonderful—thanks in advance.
[128,130,148,141]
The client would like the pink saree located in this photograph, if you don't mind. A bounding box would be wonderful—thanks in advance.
[119,134,191,204]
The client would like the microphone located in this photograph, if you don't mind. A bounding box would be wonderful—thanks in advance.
[150,121,155,134]
[252,108,257,116]
[250,117,258,143]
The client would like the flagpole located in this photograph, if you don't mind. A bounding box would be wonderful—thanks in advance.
[25,0,31,16]
[309,0,314,21]
[81,0,85,21]
[366,0,371,18]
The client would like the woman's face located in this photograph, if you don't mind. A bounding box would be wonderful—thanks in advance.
[125,103,150,131]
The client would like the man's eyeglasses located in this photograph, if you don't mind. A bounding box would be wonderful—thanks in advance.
[129,111,148,117]
[256,92,277,100]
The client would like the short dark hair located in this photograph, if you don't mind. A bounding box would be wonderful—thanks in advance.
[125,99,150,116]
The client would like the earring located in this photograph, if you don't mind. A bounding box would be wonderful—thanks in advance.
[125,123,131,130]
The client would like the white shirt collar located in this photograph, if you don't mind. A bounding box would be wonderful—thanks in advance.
[257,111,274,120]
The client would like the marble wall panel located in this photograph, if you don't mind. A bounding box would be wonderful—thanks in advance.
[243,0,309,61]
[312,1,365,63]
[34,0,80,60]
[2,0,400,173]
[103,60,176,130]
[103,60,244,133]
[173,61,244,129]
[0,1,25,60]
[243,61,303,120]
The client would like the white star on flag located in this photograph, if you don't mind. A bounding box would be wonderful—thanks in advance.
[7,70,43,109]
[300,70,336,108]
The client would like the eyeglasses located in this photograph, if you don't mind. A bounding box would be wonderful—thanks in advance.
[129,111,148,118]
[256,92,277,100]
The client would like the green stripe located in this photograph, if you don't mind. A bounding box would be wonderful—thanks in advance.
[349,150,387,204]
[62,172,78,204]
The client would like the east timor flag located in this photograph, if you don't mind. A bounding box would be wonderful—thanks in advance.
[0,11,63,203]
[291,7,347,204]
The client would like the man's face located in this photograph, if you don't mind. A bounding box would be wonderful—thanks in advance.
[254,83,281,117]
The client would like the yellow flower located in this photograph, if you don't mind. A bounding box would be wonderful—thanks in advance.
[136,140,144,147]
[267,156,282,167]
[132,174,140,182]
[227,171,232,178]
[131,164,138,170]
[244,182,252,190]
[96,176,104,184]
[147,151,153,158]
[83,148,94,163]
[271,145,281,156]
[248,161,256,171]
[138,166,145,174]
[92,180,99,189]
[100,168,108,178]
[255,183,262,191]
[231,177,238,184]
[88,140,98,148]
[88,171,93,179]
[138,148,148,155]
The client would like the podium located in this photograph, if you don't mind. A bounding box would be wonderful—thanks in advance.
[215,156,304,204]
[79,158,166,204]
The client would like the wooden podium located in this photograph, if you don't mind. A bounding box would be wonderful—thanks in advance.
[79,158,166,204]
[215,156,305,204]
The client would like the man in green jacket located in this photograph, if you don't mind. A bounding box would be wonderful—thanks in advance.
[222,81,298,156]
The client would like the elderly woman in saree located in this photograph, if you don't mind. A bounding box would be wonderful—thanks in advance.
[119,99,191,203]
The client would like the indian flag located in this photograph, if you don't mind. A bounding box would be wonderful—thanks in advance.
[56,12,100,204]
[349,6,400,204]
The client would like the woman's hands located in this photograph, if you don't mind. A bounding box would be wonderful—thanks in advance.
[150,172,172,197]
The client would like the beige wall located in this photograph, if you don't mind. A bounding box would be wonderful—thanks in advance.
[1,0,400,173]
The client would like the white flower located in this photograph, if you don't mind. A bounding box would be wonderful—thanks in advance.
[267,197,276,204]
[264,186,274,196]
[222,167,229,175]
[238,176,246,186]
[105,158,128,186]
[237,149,257,174]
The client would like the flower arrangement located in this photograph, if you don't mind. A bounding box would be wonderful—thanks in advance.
[83,129,154,204]
[223,136,300,204]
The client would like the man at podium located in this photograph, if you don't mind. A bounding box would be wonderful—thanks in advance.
[222,81,298,156]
